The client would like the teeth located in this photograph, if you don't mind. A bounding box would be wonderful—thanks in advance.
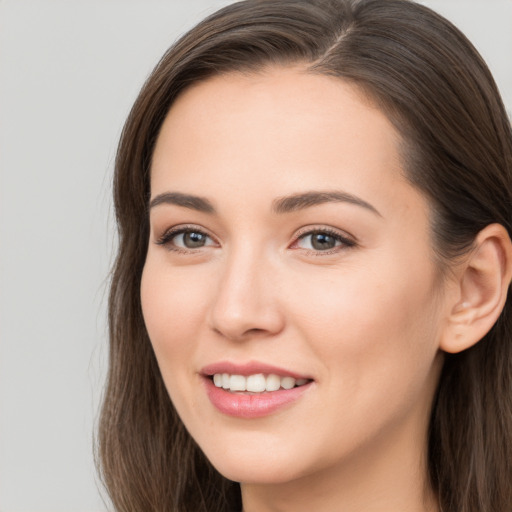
[229,374,246,391]
[212,373,310,393]
[266,373,281,392]
[281,376,295,390]
[247,374,266,392]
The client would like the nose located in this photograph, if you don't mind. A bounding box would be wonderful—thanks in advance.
[208,246,285,342]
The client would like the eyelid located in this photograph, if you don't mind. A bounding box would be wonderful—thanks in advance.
[293,225,354,240]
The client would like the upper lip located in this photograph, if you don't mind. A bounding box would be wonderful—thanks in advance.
[201,361,312,380]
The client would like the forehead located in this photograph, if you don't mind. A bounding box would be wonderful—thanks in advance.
[155,66,395,163]
[150,66,426,222]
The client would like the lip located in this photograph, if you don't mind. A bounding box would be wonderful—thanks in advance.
[203,378,313,418]
[201,360,314,419]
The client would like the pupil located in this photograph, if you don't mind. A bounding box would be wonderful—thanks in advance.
[184,232,206,248]
[312,233,335,250]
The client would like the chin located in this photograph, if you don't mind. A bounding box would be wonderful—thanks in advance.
[212,459,306,485]
[197,435,315,485]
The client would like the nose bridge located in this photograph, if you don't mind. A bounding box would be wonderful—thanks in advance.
[209,238,283,340]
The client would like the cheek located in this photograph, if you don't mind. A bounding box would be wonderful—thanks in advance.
[140,259,209,379]
[140,258,219,424]
[281,259,442,461]
[287,252,441,394]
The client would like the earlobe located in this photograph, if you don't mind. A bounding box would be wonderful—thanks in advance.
[440,223,512,354]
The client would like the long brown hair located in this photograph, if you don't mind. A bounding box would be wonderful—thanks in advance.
[97,1,512,510]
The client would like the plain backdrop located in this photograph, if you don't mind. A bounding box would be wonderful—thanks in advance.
[0,1,510,511]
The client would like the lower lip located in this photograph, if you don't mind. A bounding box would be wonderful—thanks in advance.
[204,378,312,419]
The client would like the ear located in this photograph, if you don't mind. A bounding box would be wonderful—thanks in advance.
[440,223,512,354]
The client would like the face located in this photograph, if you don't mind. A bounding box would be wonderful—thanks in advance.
[141,67,447,486]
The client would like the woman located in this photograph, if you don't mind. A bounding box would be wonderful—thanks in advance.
[97,1,512,510]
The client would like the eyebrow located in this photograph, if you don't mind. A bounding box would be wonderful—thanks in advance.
[272,191,381,216]
[149,190,381,217]
[149,192,215,213]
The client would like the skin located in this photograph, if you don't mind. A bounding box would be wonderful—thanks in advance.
[141,66,452,511]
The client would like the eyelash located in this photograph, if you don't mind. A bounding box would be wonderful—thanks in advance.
[155,225,356,255]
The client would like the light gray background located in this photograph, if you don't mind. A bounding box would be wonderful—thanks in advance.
[0,1,510,511]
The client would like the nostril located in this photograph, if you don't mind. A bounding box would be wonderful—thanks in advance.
[212,325,275,342]
[246,327,266,336]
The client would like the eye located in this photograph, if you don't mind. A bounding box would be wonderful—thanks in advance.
[156,226,217,251]
[292,228,356,253]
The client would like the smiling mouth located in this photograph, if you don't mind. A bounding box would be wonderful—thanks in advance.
[210,373,312,393]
